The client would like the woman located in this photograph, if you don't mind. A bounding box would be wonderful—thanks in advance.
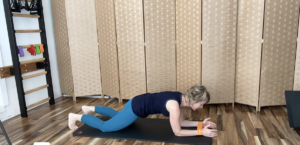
[68,85,218,137]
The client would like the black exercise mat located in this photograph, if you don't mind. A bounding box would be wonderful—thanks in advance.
[73,116,212,145]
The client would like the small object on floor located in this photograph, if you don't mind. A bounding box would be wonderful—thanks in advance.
[18,46,24,57]
[73,116,212,145]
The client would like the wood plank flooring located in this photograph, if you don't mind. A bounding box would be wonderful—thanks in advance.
[0,97,299,145]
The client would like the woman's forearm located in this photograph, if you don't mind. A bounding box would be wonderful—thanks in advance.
[181,120,200,127]
[176,121,204,136]
[175,129,198,136]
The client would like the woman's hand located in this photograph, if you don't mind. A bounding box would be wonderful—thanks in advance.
[203,117,216,129]
[202,125,218,137]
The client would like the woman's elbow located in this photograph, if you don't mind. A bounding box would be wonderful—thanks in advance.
[174,131,182,136]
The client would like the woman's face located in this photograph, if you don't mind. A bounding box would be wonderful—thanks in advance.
[191,101,207,111]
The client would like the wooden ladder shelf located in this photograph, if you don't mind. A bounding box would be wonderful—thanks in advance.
[23,71,47,80]
[18,44,43,48]
[13,13,40,18]
[27,97,50,110]
[3,0,55,117]
[15,30,42,33]
[25,84,49,95]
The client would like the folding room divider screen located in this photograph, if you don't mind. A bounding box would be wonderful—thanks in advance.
[202,0,237,104]
[51,0,74,97]
[51,0,300,111]
[115,0,147,100]
[258,0,299,108]
[235,0,265,108]
[176,0,202,94]
[295,36,300,91]
[51,0,102,99]
[95,0,120,99]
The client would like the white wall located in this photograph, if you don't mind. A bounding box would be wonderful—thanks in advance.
[0,46,9,114]
[0,0,61,121]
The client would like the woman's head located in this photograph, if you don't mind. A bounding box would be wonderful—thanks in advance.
[183,85,210,110]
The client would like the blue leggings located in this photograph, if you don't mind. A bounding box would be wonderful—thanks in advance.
[81,99,138,132]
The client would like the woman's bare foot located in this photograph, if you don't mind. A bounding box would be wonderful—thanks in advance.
[82,105,93,114]
[68,113,78,130]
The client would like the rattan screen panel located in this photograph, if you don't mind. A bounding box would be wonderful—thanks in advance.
[115,0,146,99]
[117,42,146,99]
[235,0,264,107]
[65,0,102,97]
[176,0,202,94]
[144,0,176,93]
[95,0,120,98]
[51,0,74,96]
[294,37,300,91]
[260,0,299,107]
[202,0,237,104]
[294,15,300,91]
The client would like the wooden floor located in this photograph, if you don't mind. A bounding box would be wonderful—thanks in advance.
[0,97,299,145]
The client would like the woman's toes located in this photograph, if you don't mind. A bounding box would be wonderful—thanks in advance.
[68,113,77,130]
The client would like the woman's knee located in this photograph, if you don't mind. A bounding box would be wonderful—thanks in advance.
[100,120,131,132]
[100,125,119,132]
[99,127,110,132]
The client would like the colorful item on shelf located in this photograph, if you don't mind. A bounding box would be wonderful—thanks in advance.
[27,44,36,56]
[18,46,24,57]
[39,44,44,53]
[35,44,41,54]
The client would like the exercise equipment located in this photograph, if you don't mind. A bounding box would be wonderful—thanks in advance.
[39,44,44,53]
[73,116,212,145]
[11,0,22,12]
[35,44,41,54]
[18,46,24,57]
[27,45,36,56]
[285,91,300,128]
[10,0,40,14]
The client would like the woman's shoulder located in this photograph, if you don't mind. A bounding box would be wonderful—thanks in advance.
[166,99,181,112]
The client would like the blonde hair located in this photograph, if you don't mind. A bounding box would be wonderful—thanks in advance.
[184,85,210,105]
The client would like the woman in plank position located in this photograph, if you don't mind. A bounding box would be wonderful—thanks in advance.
[68,85,218,137]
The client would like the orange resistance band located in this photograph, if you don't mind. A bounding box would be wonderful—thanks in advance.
[40,44,44,53]
[197,122,203,135]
